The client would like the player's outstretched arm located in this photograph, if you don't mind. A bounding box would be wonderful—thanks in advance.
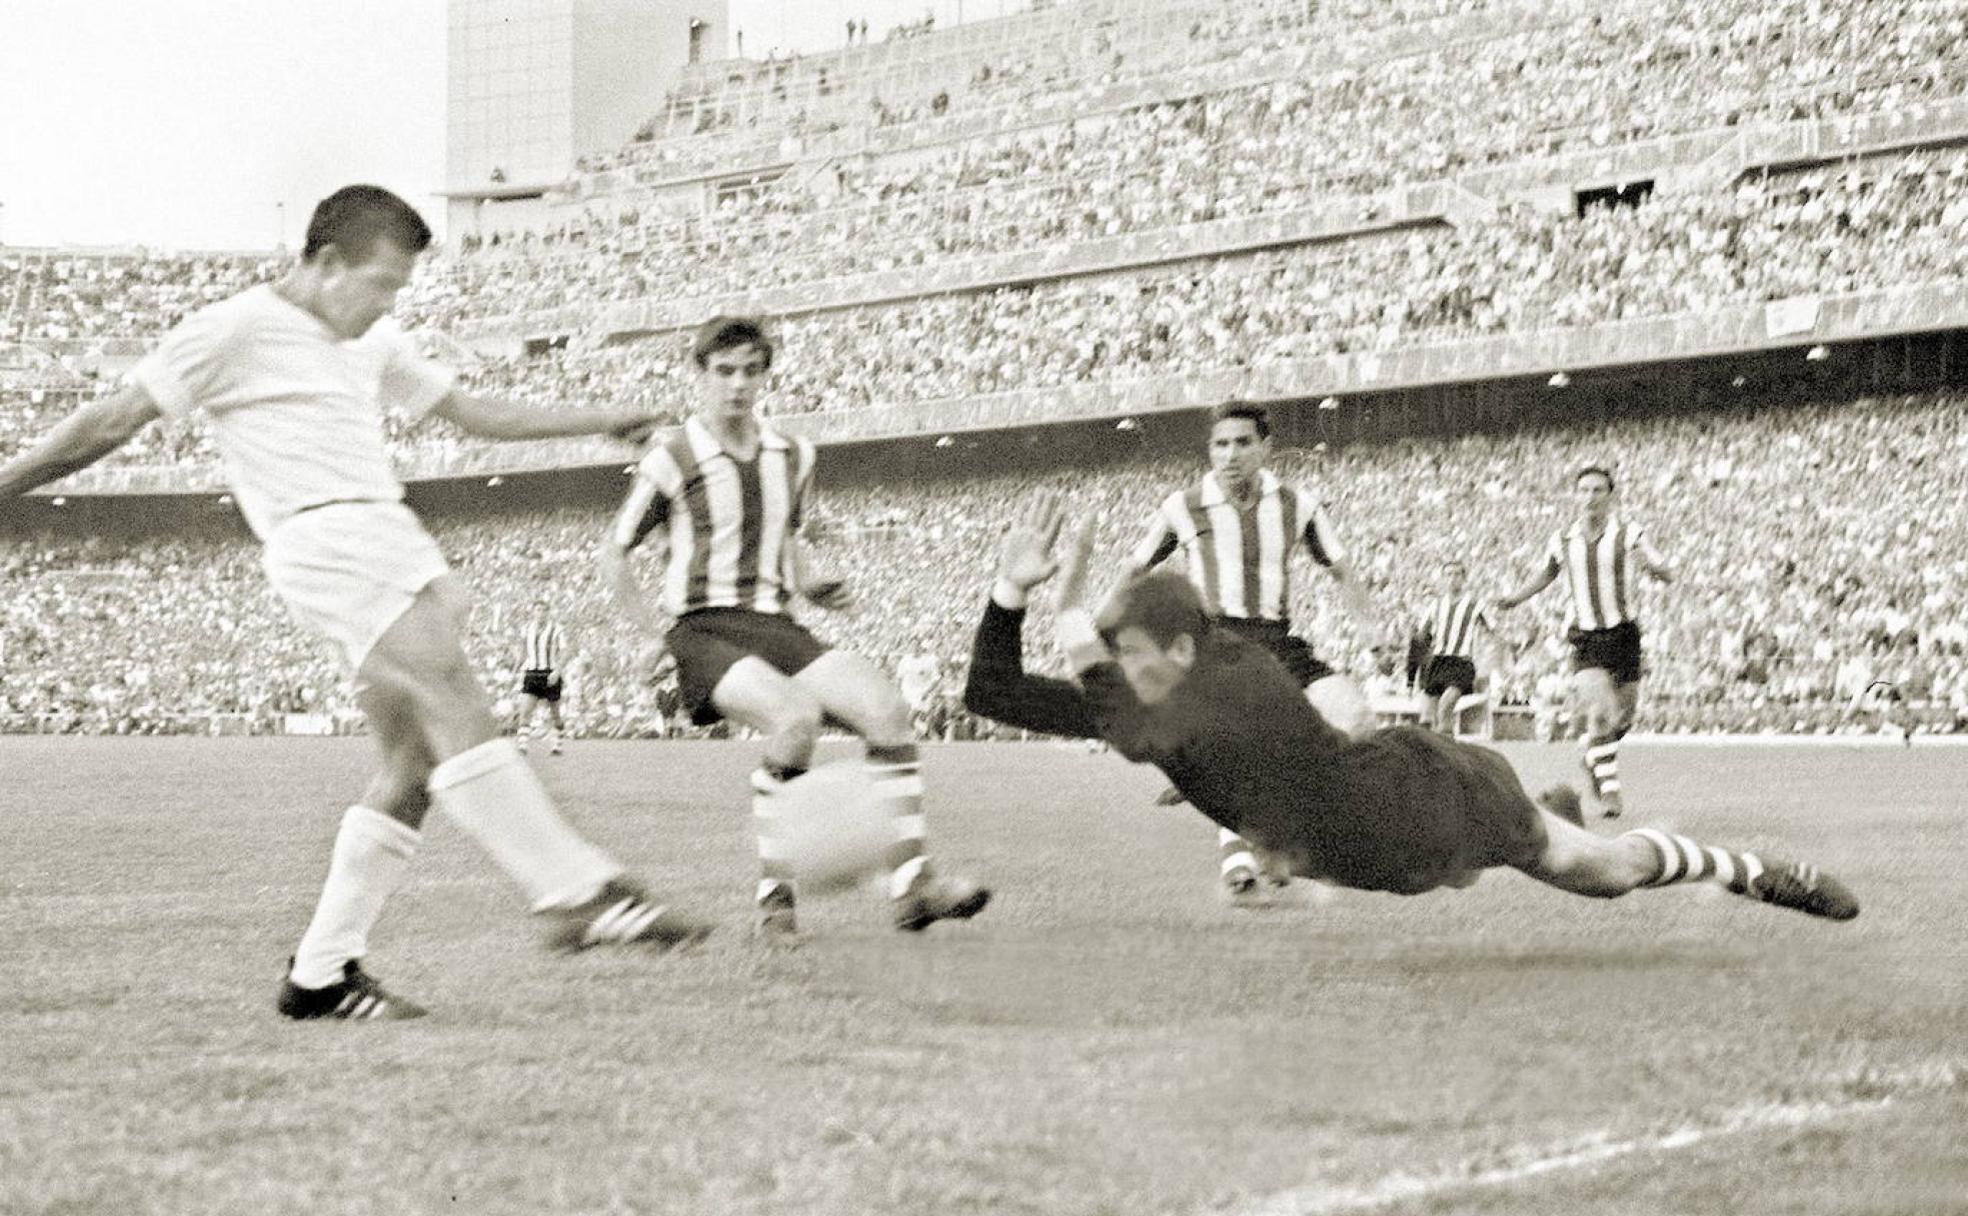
[1326,558,1391,645]
[598,534,669,658]
[1493,559,1560,613]
[0,385,161,499]
[430,389,660,445]
[785,530,852,611]
[1636,535,1675,584]
[962,497,1101,739]
[1049,520,1112,674]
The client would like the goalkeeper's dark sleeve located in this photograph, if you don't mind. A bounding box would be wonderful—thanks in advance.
[962,599,1101,739]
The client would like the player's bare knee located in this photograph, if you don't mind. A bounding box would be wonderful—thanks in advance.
[764,690,825,752]
[855,691,915,748]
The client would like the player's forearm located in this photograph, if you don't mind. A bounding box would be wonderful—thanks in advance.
[1334,571,1379,633]
[963,600,1101,738]
[1496,569,1556,609]
[599,545,665,631]
[0,433,115,498]
[442,390,638,441]
[0,390,154,498]
[487,403,622,441]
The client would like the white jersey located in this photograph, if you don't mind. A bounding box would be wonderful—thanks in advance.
[131,285,455,540]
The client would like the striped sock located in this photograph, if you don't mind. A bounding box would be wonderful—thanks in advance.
[290,806,421,989]
[1584,733,1621,799]
[750,767,800,908]
[867,743,929,899]
[1624,828,1762,896]
[1219,827,1257,880]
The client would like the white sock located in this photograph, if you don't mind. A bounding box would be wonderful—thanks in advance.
[428,738,621,912]
[290,806,421,990]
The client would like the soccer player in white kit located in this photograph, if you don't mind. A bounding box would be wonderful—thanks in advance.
[0,186,710,1020]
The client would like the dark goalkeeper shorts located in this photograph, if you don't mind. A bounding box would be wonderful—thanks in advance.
[1217,617,1334,688]
[519,669,563,703]
[1419,655,1478,698]
[1567,620,1644,686]
[1313,727,1550,895]
[667,608,830,726]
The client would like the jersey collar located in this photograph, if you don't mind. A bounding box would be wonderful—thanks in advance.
[1199,468,1280,508]
[684,414,790,461]
[1566,513,1621,541]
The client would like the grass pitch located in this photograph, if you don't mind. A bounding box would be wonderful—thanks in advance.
[2,737,1963,1216]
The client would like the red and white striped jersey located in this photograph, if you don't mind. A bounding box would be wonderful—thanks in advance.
[1130,470,1341,623]
[610,416,817,617]
[1429,594,1489,659]
[1540,516,1664,631]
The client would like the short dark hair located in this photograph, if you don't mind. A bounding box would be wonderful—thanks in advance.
[1209,400,1270,440]
[302,185,432,264]
[1576,464,1616,490]
[1097,570,1211,648]
[692,315,776,369]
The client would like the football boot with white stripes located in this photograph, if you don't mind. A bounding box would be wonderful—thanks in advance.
[277,960,427,1022]
[1748,859,1861,922]
[893,871,991,932]
[545,878,713,952]
[756,880,799,942]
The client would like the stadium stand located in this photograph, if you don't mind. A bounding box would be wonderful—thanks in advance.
[4,0,1968,737]
[4,390,1965,738]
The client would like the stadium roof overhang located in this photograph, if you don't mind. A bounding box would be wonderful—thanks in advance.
[436,180,561,202]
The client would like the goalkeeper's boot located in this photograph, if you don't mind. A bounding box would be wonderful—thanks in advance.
[544,878,713,952]
[1221,862,1260,904]
[277,959,427,1022]
[1748,859,1860,922]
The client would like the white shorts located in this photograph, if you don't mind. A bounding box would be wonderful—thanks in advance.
[262,501,452,673]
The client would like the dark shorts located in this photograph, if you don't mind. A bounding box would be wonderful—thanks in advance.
[667,608,830,726]
[1309,728,1549,895]
[1567,620,1644,686]
[1419,655,1478,698]
[519,669,563,703]
[1217,617,1334,688]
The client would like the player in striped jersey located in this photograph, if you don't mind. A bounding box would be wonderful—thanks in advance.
[1126,402,1382,900]
[1418,561,1498,736]
[600,316,988,940]
[514,600,569,756]
[965,499,1858,925]
[1494,466,1673,818]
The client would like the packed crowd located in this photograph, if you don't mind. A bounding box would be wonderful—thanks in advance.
[5,391,1965,739]
[457,146,1968,421]
[580,0,1493,182]
[10,141,1968,477]
[412,0,1968,326]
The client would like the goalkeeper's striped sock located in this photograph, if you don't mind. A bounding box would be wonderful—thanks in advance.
[1583,731,1621,800]
[1219,828,1258,886]
[1623,828,1760,895]
[867,743,930,899]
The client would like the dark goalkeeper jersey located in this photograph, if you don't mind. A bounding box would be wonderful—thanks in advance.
[963,599,1547,894]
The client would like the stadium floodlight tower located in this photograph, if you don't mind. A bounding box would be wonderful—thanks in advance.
[441,0,727,240]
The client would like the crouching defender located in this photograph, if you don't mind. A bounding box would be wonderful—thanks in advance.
[963,500,1859,921]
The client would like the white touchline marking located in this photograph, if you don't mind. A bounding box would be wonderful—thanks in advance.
[1232,1092,1915,1216]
